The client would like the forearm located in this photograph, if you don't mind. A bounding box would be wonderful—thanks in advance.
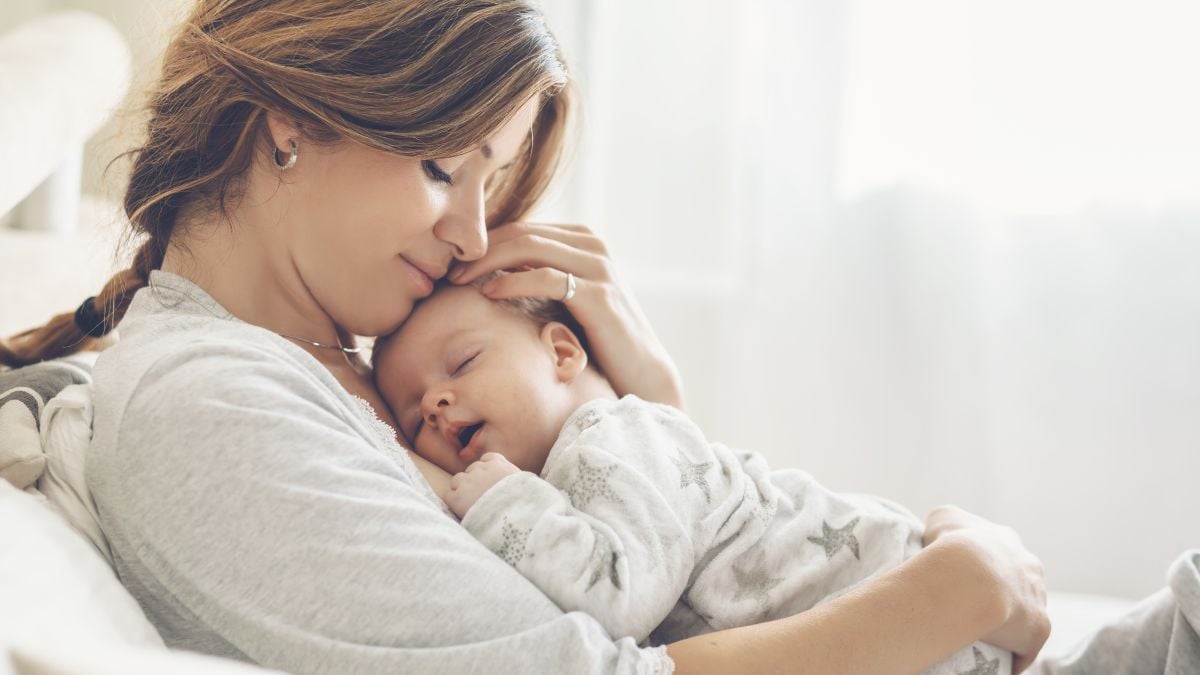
[667,533,1007,675]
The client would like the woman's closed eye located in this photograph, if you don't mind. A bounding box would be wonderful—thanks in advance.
[422,159,454,186]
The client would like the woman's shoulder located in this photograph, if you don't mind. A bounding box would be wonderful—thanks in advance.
[95,273,338,409]
[88,280,364,468]
[95,313,326,411]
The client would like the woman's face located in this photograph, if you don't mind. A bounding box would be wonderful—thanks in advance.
[275,98,540,337]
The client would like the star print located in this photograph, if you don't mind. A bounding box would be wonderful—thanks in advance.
[744,484,777,526]
[573,409,601,433]
[730,549,784,614]
[672,448,713,503]
[565,455,623,509]
[807,517,861,561]
[494,519,531,567]
[957,647,1000,675]
[585,529,623,590]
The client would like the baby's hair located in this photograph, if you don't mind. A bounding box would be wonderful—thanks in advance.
[371,270,592,372]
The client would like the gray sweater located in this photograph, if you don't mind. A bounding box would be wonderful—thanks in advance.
[86,270,673,675]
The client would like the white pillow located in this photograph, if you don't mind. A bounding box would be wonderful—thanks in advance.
[6,641,284,675]
[0,479,162,653]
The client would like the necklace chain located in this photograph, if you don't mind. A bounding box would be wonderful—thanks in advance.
[275,332,363,354]
[147,277,364,355]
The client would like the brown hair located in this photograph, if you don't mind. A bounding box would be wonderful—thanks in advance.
[1,0,572,368]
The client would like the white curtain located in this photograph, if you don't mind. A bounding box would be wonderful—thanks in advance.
[536,0,1200,599]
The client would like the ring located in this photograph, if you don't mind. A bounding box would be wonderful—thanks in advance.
[562,272,576,302]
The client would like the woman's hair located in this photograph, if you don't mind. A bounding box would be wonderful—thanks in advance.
[1,0,572,368]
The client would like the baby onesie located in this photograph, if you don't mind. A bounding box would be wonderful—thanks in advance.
[460,395,1010,675]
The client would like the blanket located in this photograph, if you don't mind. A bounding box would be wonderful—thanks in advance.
[0,357,92,489]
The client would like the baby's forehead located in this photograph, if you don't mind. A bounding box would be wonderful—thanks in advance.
[400,286,489,341]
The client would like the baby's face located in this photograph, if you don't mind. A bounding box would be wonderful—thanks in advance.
[375,285,574,475]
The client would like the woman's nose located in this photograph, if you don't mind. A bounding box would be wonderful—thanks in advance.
[436,185,487,261]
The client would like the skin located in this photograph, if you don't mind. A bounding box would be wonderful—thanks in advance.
[375,284,617,517]
[375,284,614,476]
[159,94,1049,673]
[162,98,541,494]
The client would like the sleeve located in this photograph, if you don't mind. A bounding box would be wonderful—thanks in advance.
[93,344,674,675]
[459,400,733,644]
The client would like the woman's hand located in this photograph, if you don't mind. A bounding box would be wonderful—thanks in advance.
[449,221,685,408]
[923,505,1051,673]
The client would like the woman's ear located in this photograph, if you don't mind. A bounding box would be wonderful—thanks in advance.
[264,109,302,152]
[540,322,588,383]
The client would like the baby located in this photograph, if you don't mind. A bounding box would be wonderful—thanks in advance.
[373,278,1010,675]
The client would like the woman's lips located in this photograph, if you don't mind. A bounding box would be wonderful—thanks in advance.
[399,255,434,295]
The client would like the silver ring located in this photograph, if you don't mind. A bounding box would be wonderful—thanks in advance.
[562,272,576,302]
[273,139,298,170]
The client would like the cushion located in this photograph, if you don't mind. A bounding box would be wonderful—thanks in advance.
[6,641,284,675]
[0,478,162,653]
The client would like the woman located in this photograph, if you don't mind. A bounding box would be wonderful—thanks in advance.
[0,1,1049,672]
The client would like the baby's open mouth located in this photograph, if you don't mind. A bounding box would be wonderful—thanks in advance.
[457,422,483,449]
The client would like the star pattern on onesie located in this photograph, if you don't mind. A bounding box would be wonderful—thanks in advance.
[495,518,531,567]
[586,528,623,590]
[672,448,714,503]
[743,483,777,527]
[730,548,784,615]
[573,409,601,433]
[565,455,623,509]
[957,647,1000,675]
[807,517,861,561]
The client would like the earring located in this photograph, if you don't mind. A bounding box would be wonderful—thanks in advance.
[273,139,298,170]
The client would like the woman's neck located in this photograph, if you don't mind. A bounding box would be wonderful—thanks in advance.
[162,193,353,370]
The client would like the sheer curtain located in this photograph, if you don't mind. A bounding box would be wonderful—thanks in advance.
[537,0,1200,599]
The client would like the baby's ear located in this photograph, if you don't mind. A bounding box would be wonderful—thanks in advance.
[540,322,588,382]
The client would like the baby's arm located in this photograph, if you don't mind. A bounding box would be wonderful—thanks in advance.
[455,445,696,644]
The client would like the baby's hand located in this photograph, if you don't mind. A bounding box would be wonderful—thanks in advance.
[445,452,521,519]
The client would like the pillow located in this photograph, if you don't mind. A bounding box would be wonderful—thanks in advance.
[7,641,285,675]
[0,478,163,654]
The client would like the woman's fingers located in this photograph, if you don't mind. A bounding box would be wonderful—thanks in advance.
[451,232,609,285]
[486,221,604,252]
[478,266,585,304]
[928,505,1050,672]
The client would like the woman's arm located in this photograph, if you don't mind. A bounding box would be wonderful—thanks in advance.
[91,344,673,675]
[666,511,1050,675]
[449,222,685,409]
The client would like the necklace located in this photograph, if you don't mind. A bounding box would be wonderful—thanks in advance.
[276,332,363,354]
[145,273,365,355]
